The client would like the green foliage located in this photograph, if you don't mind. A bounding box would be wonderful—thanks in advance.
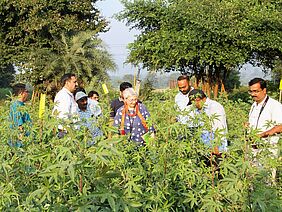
[17,31,116,86]
[118,0,282,87]
[0,64,15,88]
[0,88,11,100]
[0,90,281,210]
[0,0,107,64]
[0,0,113,88]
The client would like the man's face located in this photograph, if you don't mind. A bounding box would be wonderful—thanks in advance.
[21,89,29,102]
[65,76,78,93]
[191,97,204,109]
[248,82,266,104]
[178,79,190,95]
[77,97,88,111]
[90,94,99,101]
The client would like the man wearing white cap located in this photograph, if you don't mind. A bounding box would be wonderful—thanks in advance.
[75,91,103,144]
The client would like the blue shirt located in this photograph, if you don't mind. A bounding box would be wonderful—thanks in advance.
[77,107,103,143]
[9,100,32,129]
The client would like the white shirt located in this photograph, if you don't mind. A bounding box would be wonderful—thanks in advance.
[203,98,228,134]
[175,88,194,124]
[249,95,282,145]
[185,98,228,151]
[175,91,190,111]
[52,87,78,119]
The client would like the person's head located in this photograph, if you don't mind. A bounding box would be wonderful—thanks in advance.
[177,75,190,95]
[248,78,267,104]
[188,89,207,109]
[61,73,78,93]
[75,91,88,111]
[13,83,29,102]
[88,90,99,101]
[123,88,138,109]
[119,82,133,99]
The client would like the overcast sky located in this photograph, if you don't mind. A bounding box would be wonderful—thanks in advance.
[97,0,139,77]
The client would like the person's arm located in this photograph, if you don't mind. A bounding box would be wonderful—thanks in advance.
[259,125,282,138]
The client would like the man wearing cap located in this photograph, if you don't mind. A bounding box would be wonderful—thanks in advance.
[188,89,228,153]
[75,91,103,144]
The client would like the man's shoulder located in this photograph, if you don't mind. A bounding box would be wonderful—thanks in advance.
[175,92,182,98]
[88,98,99,105]
[111,98,123,107]
[268,96,282,106]
[54,88,71,100]
[10,100,24,110]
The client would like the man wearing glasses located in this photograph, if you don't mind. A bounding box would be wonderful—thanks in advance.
[247,77,282,180]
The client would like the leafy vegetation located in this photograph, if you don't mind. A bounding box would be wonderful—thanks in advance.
[0,0,114,88]
[0,90,281,211]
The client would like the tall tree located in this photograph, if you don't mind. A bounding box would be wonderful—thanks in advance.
[18,31,116,86]
[118,0,282,96]
[0,64,15,88]
[0,0,109,84]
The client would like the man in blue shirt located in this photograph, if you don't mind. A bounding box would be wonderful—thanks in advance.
[75,91,103,145]
[9,83,32,146]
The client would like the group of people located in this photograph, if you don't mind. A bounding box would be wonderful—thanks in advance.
[8,74,282,160]
[175,76,282,179]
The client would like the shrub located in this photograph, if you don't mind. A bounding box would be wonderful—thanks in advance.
[0,91,281,211]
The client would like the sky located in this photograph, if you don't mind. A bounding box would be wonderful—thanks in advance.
[97,0,139,77]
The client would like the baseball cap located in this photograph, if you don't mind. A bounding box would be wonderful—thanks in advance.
[75,91,88,101]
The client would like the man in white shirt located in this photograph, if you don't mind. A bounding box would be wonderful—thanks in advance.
[188,89,228,153]
[247,78,282,180]
[52,73,78,132]
[175,75,194,124]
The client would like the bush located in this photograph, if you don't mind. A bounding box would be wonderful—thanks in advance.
[0,90,281,211]
[0,87,12,100]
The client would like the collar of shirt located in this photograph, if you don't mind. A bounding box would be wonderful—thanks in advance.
[251,96,268,114]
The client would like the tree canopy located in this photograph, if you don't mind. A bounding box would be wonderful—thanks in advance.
[0,0,114,87]
[118,0,282,94]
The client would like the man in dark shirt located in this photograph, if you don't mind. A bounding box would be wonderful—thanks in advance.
[110,82,133,119]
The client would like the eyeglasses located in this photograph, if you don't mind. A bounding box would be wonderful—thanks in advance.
[248,89,263,94]
[127,98,137,103]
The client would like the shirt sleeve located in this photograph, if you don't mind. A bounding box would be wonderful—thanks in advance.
[272,101,282,124]
[110,100,116,118]
[209,103,227,133]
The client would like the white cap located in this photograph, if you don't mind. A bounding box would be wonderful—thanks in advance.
[75,91,88,101]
